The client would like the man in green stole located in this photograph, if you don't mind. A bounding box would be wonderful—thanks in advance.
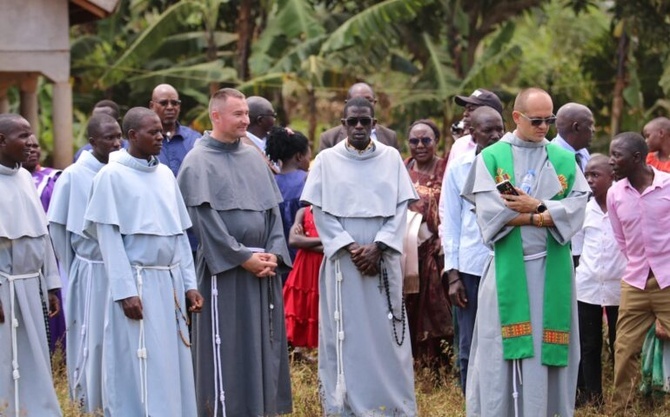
[462,88,589,417]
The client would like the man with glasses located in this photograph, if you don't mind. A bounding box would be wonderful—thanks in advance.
[302,96,417,416]
[462,87,589,417]
[319,82,398,151]
[554,103,595,173]
[149,83,201,177]
[244,96,277,153]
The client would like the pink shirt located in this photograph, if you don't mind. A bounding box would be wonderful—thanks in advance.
[607,168,670,289]
[446,134,476,167]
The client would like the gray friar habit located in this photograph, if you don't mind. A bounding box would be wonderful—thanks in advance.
[178,134,293,417]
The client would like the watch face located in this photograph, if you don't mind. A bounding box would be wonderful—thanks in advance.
[537,203,548,213]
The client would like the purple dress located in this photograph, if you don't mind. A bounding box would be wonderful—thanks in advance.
[31,166,67,354]
[275,169,308,261]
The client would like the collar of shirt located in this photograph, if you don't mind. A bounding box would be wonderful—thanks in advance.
[619,167,670,195]
[345,138,375,154]
[245,130,266,152]
[552,134,590,169]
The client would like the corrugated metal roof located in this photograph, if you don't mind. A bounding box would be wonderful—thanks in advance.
[69,0,120,25]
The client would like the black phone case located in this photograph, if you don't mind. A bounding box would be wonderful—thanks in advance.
[496,180,519,196]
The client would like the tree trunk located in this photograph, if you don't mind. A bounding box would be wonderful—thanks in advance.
[308,87,317,151]
[611,26,629,137]
[235,0,254,82]
[206,26,219,96]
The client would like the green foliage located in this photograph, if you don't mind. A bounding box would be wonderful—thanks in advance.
[320,0,436,53]
[16,0,670,160]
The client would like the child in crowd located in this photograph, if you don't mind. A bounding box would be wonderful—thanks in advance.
[265,127,311,264]
[283,206,323,356]
[574,154,626,407]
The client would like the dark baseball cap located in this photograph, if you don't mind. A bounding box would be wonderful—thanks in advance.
[455,89,503,115]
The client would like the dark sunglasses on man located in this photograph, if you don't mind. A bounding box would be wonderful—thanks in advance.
[518,112,556,127]
[342,117,374,127]
[157,99,182,107]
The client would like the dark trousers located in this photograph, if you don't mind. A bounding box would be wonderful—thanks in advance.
[454,272,481,394]
[577,300,619,405]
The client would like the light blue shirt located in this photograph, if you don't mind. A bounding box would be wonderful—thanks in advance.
[551,134,589,255]
[441,148,490,276]
[552,134,590,172]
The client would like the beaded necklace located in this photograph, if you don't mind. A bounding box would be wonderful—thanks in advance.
[378,259,406,346]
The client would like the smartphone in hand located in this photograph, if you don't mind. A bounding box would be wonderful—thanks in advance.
[496,180,519,196]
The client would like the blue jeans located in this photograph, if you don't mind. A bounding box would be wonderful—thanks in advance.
[454,272,481,394]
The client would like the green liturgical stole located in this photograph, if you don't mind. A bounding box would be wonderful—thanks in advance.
[481,141,575,366]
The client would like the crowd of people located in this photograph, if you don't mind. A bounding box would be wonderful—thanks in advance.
[1,80,669,417]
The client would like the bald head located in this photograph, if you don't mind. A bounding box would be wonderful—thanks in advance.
[347,83,376,104]
[151,84,178,100]
[513,88,551,113]
[0,113,26,136]
[122,107,160,137]
[469,106,504,152]
[586,153,611,172]
[0,114,33,167]
[612,131,648,157]
[556,102,594,151]
[87,113,119,138]
[149,84,181,128]
[644,117,670,132]
[247,96,274,121]
[246,96,276,137]
[643,117,670,154]
[470,106,503,129]
[512,88,554,143]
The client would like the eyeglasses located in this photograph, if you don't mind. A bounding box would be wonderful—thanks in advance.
[408,137,434,146]
[342,117,373,127]
[156,99,181,107]
[518,112,556,127]
[258,112,277,119]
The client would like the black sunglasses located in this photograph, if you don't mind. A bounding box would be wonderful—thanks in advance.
[408,137,434,146]
[519,112,556,127]
[258,112,277,119]
[342,117,373,127]
[157,99,181,107]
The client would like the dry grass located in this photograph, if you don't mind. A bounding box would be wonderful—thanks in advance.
[53,348,670,416]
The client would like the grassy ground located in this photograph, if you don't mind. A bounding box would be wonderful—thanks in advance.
[53,350,670,416]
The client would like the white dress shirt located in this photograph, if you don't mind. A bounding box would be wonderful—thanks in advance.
[575,198,626,306]
[441,148,490,276]
[246,130,266,152]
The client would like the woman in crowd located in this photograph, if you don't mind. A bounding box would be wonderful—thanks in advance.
[404,119,453,370]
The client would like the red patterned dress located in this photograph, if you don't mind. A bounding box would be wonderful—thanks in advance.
[404,156,453,366]
[282,206,323,348]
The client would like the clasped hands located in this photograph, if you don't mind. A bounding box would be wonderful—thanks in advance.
[348,242,382,276]
[242,252,279,278]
